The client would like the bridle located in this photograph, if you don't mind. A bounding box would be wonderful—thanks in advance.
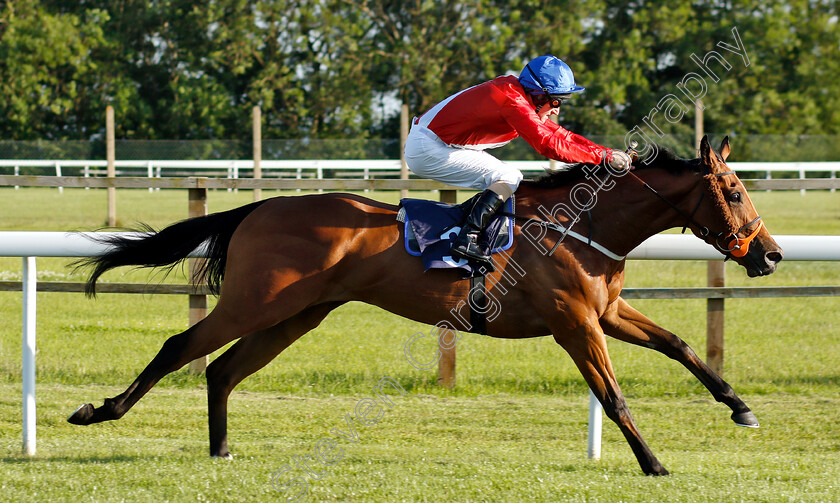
[625,167,765,259]
[510,151,765,261]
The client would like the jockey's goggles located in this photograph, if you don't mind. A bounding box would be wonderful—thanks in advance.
[531,92,571,110]
[547,93,571,108]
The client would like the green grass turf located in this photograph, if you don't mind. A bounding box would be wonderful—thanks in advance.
[0,386,838,502]
[0,187,838,501]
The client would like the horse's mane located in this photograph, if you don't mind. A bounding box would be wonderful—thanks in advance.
[521,144,738,233]
[523,146,702,189]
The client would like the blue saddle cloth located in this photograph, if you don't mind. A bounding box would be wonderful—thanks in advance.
[400,196,514,276]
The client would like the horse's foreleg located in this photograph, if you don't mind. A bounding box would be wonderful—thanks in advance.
[599,297,757,427]
[554,320,669,476]
[68,309,248,426]
[205,302,342,458]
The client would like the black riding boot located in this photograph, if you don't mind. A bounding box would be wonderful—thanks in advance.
[450,189,505,268]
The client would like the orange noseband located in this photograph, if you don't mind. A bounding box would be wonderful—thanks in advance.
[726,217,764,258]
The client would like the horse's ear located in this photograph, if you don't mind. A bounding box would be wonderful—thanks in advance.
[719,136,731,161]
[699,135,713,165]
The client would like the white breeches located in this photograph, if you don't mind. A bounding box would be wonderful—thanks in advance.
[403,124,523,192]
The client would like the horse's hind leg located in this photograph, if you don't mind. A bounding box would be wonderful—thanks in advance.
[68,308,257,426]
[599,297,757,427]
[554,319,669,476]
[205,302,343,458]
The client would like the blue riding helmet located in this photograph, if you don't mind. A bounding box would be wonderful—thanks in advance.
[519,55,585,95]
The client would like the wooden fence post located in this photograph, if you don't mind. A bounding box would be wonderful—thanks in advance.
[437,326,457,388]
[695,99,704,154]
[188,185,209,373]
[400,104,410,200]
[106,106,117,227]
[437,189,458,387]
[706,260,725,375]
[253,106,262,202]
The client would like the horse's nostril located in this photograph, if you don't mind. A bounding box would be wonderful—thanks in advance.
[766,251,783,265]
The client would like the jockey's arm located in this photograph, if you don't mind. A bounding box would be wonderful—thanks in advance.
[501,100,608,165]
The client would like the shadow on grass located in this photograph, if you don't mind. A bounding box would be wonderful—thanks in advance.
[768,374,840,387]
[1,454,142,464]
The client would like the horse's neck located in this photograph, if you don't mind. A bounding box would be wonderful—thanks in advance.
[595,169,703,254]
[519,168,702,257]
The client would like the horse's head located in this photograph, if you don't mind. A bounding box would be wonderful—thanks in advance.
[690,135,783,277]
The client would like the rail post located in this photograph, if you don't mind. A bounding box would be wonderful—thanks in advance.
[188,186,209,373]
[587,390,602,459]
[437,189,459,387]
[55,162,63,194]
[106,106,117,227]
[22,256,37,455]
[706,260,725,374]
[253,106,262,202]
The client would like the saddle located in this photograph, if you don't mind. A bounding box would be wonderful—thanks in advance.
[397,194,514,276]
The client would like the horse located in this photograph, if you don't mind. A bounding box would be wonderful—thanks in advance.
[68,136,782,476]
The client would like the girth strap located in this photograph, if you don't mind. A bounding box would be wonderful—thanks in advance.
[469,275,487,335]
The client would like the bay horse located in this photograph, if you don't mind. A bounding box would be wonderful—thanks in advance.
[68,136,782,476]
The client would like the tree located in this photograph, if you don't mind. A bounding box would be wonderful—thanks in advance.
[1,0,839,147]
[0,2,111,139]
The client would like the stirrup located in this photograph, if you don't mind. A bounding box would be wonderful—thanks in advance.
[451,235,494,270]
[450,189,505,270]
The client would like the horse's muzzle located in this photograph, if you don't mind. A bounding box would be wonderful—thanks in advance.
[744,243,783,277]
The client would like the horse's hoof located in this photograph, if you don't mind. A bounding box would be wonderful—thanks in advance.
[645,465,670,476]
[212,452,234,460]
[732,410,760,428]
[67,403,95,425]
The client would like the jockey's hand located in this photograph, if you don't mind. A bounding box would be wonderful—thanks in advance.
[608,150,632,171]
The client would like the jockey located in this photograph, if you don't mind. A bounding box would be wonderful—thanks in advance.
[404,55,632,268]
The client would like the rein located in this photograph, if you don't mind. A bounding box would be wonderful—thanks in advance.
[625,169,764,258]
[626,170,709,236]
[506,166,764,261]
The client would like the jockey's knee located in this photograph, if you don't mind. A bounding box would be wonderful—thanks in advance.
[488,175,521,199]
[488,181,513,200]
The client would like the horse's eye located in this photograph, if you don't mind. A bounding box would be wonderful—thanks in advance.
[730,192,742,203]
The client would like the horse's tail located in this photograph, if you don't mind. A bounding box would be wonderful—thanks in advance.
[77,200,269,297]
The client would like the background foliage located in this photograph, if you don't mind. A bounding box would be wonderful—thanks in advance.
[1,0,839,143]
